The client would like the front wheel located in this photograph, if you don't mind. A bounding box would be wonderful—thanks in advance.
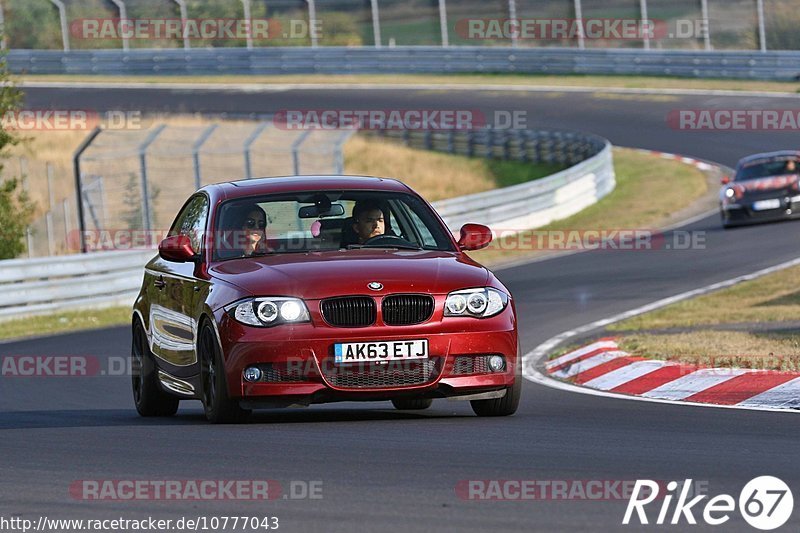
[391,398,433,410]
[471,356,521,417]
[199,322,251,424]
[131,319,179,417]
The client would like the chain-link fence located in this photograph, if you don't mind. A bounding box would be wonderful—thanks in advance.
[10,120,353,257]
[1,0,795,52]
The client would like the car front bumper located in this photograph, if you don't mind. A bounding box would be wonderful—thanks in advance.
[215,308,518,405]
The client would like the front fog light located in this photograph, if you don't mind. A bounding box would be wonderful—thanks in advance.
[488,355,506,372]
[280,300,302,321]
[243,366,262,382]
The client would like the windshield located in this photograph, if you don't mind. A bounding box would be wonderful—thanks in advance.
[736,158,798,181]
[213,190,456,260]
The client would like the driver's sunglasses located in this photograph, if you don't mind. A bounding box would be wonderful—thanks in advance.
[243,218,267,229]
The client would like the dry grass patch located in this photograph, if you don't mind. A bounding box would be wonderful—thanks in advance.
[619,331,800,371]
[469,147,708,266]
[344,134,564,201]
[19,74,800,94]
[610,265,800,331]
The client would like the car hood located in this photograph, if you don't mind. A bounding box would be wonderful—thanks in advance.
[209,249,490,299]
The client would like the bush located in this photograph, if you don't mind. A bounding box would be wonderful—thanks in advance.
[0,178,36,259]
[0,45,35,259]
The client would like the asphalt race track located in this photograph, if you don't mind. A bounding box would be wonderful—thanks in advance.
[2,85,800,532]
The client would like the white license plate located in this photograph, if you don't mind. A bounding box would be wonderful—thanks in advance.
[752,199,781,211]
[334,340,428,364]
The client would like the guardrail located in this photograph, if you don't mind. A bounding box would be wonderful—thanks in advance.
[8,47,800,80]
[0,250,154,321]
[0,127,614,321]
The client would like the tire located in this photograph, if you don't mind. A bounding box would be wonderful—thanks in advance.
[131,319,180,417]
[470,356,521,417]
[198,321,251,424]
[391,398,433,410]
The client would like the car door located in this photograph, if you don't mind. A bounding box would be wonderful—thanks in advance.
[149,194,209,374]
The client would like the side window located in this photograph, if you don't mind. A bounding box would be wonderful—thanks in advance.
[406,209,437,247]
[169,195,209,254]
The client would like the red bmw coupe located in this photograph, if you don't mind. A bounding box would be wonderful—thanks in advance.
[131,176,520,423]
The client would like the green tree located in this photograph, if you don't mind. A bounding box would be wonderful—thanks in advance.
[0,179,35,259]
[0,47,35,259]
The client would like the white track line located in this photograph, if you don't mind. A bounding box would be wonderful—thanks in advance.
[545,339,618,371]
[641,368,750,401]
[523,255,800,413]
[738,377,800,409]
[582,360,668,391]
[550,351,627,380]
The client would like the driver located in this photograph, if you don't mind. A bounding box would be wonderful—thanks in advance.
[351,200,386,244]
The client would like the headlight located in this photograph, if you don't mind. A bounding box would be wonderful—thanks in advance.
[724,188,735,198]
[225,297,310,327]
[444,288,508,318]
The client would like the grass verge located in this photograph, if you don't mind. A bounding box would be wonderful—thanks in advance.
[468,146,708,266]
[0,306,131,342]
[602,264,800,369]
[18,73,800,94]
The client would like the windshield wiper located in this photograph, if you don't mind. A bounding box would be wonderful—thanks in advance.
[347,244,422,251]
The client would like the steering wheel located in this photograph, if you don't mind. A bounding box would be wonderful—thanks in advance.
[362,234,417,248]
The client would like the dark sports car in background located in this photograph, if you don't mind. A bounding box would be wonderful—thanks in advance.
[720,150,800,228]
[131,175,520,423]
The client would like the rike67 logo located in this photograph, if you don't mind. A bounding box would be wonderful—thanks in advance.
[624,477,793,530]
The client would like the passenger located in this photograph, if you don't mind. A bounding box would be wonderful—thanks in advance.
[785,160,797,173]
[236,204,269,256]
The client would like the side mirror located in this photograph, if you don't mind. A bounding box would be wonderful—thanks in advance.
[720,175,731,185]
[457,223,493,251]
[159,234,197,263]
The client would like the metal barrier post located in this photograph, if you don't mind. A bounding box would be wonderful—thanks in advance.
[438,0,449,47]
[507,0,518,48]
[192,124,218,189]
[333,130,353,174]
[171,0,191,50]
[756,0,767,52]
[63,199,71,249]
[109,0,130,51]
[291,130,312,175]
[46,163,55,211]
[573,0,585,49]
[307,0,319,48]
[700,0,711,50]
[640,0,650,50]
[138,124,167,231]
[73,127,102,254]
[241,0,253,49]
[47,0,70,51]
[370,0,382,48]
[243,122,269,179]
